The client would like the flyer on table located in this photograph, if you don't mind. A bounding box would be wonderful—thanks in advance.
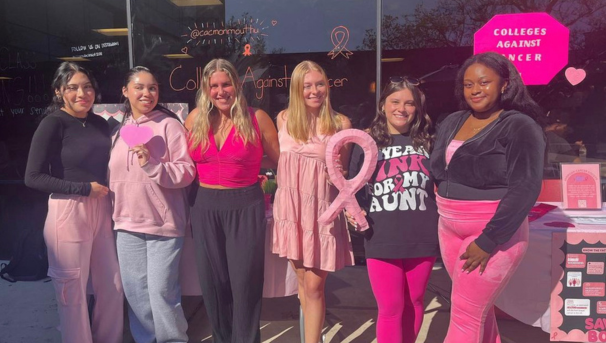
[561,163,602,210]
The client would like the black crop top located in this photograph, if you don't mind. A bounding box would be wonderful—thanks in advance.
[25,110,111,196]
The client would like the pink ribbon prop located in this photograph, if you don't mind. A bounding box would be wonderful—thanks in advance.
[318,129,378,231]
[120,125,154,148]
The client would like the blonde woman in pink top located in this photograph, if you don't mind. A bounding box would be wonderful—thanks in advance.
[272,60,354,343]
[185,59,279,343]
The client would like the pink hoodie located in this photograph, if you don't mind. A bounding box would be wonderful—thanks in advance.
[109,109,196,237]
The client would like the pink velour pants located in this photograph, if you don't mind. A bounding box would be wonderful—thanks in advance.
[44,194,123,343]
[436,195,528,343]
[367,257,436,343]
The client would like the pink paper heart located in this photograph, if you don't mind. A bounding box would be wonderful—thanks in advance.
[565,67,586,86]
[120,125,154,148]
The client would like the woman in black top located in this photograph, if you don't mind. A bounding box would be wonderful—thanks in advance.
[430,52,545,343]
[347,78,439,343]
[25,62,123,343]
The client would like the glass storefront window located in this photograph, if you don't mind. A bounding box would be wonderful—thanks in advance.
[130,0,377,125]
[0,0,130,178]
[379,0,606,183]
[1,0,603,184]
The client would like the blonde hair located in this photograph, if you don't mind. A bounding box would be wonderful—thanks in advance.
[189,59,257,152]
[286,61,341,142]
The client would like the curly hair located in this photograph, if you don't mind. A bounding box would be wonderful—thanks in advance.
[368,79,434,152]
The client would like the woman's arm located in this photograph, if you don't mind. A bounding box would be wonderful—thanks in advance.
[462,117,545,274]
[476,119,545,251]
[140,120,196,189]
[25,116,95,196]
[256,109,280,169]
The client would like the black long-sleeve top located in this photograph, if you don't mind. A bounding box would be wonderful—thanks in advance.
[430,110,546,253]
[25,109,111,196]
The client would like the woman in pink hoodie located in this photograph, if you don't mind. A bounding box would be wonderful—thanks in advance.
[109,66,196,343]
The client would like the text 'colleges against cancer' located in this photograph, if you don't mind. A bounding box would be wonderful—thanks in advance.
[169,65,349,99]
[493,27,547,62]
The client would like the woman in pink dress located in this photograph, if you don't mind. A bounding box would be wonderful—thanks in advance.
[272,60,354,343]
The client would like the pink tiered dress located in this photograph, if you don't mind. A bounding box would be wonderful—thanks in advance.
[272,120,354,272]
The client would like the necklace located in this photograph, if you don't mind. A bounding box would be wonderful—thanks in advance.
[471,123,490,132]
[469,111,502,133]
[72,115,88,127]
[63,109,88,127]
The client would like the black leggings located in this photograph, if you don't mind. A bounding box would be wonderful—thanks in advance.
[190,184,266,343]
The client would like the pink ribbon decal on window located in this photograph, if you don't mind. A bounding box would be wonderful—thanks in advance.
[327,26,353,60]
[318,129,378,231]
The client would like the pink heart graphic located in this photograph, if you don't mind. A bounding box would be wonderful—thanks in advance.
[565,67,586,86]
[120,125,154,148]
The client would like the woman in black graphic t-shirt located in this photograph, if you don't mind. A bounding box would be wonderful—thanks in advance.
[347,78,439,343]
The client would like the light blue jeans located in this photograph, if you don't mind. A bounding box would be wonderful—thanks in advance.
[116,231,188,343]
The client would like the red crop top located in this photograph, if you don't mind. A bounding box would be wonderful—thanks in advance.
[190,107,263,187]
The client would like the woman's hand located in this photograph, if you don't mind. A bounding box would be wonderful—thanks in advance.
[89,182,109,198]
[344,209,366,229]
[460,241,491,275]
[131,144,150,166]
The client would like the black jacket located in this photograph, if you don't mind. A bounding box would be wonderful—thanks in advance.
[430,109,546,253]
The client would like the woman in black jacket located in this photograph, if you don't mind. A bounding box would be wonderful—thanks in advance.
[430,52,545,343]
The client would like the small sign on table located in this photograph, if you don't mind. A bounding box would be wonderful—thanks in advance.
[561,163,602,210]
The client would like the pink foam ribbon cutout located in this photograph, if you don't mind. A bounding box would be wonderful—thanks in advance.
[318,129,378,231]
[120,125,154,148]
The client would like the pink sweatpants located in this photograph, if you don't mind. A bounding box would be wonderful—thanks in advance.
[44,194,123,343]
[436,195,528,343]
[367,257,436,343]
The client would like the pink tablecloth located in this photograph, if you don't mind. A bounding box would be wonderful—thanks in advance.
[179,216,298,298]
[495,202,606,332]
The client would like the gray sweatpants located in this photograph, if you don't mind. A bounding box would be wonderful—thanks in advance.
[116,230,188,343]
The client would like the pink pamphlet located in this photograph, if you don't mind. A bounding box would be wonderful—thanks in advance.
[561,163,602,210]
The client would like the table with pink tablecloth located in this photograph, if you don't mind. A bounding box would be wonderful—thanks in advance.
[495,203,606,332]
[179,216,298,298]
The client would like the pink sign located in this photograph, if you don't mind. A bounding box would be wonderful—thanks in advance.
[474,12,569,85]
[561,163,602,210]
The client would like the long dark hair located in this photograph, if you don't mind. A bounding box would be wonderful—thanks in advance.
[455,52,543,124]
[46,62,100,114]
[111,66,181,150]
[369,79,434,152]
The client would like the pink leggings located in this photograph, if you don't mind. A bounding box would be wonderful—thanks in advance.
[367,256,436,343]
[437,195,528,343]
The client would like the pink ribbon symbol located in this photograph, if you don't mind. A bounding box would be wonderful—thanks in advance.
[328,26,353,60]
[243,44,252,56]
[318,129,378,231]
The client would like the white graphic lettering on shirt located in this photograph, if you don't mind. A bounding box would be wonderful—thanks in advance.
[369,145,430,213]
